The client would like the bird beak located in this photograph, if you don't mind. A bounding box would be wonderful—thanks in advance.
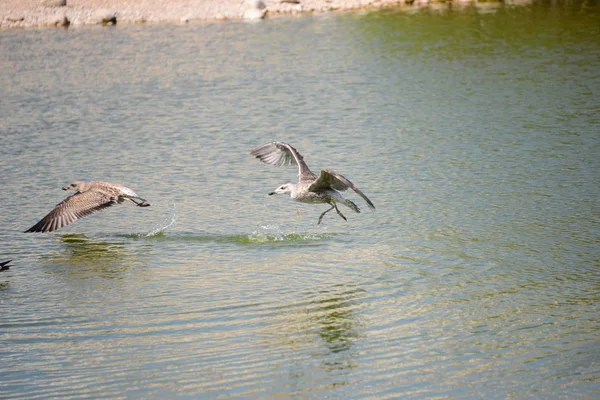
[62,186,70,190]
[268,192,276,196]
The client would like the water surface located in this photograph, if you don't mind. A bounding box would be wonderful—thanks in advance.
[1,3,599,398]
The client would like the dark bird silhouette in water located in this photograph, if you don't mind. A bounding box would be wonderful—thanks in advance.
[0,260,12,272]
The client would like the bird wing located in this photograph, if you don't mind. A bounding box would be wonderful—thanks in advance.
[25,189,118,233]
[309,169,376,210]
[250,142,317,182]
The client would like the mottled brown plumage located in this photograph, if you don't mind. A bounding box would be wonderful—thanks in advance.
[25,181,150,233]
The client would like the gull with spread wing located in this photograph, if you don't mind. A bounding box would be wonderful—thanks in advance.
[25,181,151,233]
[250,142,375,224]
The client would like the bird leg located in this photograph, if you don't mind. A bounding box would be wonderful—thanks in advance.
[318,205,335,225]
[127,197,151,207]
[333,203,347,221]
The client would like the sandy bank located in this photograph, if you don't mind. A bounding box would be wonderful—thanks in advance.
[1,0,531,29]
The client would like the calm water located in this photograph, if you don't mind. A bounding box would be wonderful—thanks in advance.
[1,3,599,398]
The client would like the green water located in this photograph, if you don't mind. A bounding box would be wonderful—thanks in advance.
[1,2,599,398]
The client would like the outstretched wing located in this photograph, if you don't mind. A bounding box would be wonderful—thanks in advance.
[25,190,118,233]
[250,142,317,182]
[310,169,376,210]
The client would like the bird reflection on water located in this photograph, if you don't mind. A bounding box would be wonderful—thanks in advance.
[274,283,364,379]
[41,234,141,279]
[309,286,363,356]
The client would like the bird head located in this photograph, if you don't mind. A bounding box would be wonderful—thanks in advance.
[62,181,89,192]
[269,184,292,196]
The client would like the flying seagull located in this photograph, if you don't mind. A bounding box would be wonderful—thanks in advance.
[250,142,375,224]
[0,260,12,272]
[25,181,150,233]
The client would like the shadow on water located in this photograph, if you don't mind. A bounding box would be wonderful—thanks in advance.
[40,234,140,279]
[120,225,337,247]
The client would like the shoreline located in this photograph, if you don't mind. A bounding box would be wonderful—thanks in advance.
[1,0,533,29]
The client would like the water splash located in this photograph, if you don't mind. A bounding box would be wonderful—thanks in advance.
[121,223,333,245]
[241,225,330,244]
[145,202,178,237]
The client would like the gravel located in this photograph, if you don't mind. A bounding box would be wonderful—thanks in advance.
[0,0,455,29]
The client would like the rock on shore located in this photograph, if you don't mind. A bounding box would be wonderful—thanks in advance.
[1,0,531,29]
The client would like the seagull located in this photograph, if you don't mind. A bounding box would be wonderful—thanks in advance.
[25,181,151,233]
[0,260,12,272]
[250,142,375,224]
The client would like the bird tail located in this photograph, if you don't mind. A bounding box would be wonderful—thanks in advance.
[343,199,360,213]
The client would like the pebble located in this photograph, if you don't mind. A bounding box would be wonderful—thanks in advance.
[0,0,532,29]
